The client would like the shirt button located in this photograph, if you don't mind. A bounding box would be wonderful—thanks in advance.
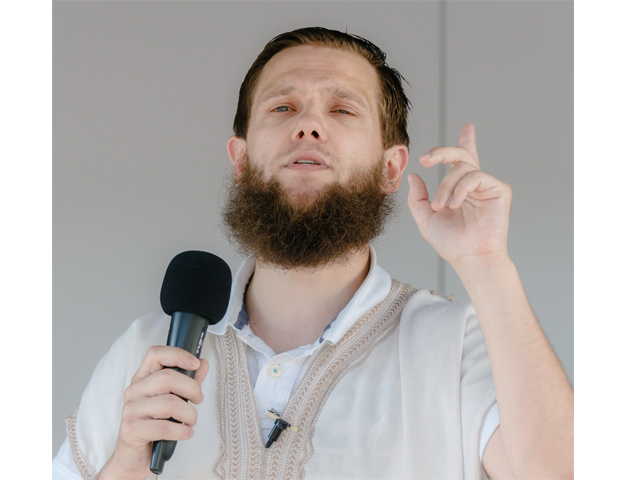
[268,364,283,378]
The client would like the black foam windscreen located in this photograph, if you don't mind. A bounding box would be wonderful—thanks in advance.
[160,251,232,324]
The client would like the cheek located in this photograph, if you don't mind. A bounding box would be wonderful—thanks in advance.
[249,124,292,153]
[340,120,382,150]
[251,112,296,139]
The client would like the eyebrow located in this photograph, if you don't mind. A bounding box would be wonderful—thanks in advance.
[325,86,370,112]
[258,85,297,105]
[257,85,370,113]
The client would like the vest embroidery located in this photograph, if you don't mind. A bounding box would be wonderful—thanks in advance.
[211,280,416,479]
[66,407,98,480]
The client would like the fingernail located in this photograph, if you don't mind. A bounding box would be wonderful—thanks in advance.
[433,194,441,206]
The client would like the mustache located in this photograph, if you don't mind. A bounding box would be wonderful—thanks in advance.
[272,145,335,164]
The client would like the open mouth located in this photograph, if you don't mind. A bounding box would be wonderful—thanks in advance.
[285,151,330,170]
[292,160,322,165]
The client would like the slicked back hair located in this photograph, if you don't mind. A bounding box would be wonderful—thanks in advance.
[233,27,411,151]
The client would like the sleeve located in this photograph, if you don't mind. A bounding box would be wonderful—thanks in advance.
[460,310,498,479]
[479,401,500,462]
[52,438,83,480]
[65,311,170,479]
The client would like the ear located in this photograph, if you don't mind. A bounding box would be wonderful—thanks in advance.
[227,135,247,182]
[382,145,409,193]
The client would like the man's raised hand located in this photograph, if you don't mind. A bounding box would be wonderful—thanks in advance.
[96,346,209,480]
[406,123,513,270]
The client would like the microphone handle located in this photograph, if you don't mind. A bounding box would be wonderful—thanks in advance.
[150,312,209,475]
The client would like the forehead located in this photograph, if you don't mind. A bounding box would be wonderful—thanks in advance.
[252,45,379,110]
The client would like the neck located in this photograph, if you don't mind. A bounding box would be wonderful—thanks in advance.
[245,246,371,354]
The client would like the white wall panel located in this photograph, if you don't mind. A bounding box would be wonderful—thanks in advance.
[443,1,574,383]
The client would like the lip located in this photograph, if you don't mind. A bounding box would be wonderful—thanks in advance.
[285,151,330,169]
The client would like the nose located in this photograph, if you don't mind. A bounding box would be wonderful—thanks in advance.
[291,109,327,144]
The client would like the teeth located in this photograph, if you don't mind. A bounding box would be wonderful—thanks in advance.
[295,160,319,165]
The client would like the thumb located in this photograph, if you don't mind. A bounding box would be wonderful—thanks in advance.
[194,359,210,387]
[407,173,434,237]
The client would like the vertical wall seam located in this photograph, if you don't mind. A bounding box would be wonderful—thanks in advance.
[437,0,447,295]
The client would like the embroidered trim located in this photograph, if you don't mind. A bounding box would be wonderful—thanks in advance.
[210,334,227,480]
[268,280,416,479]
[213,327,265,480]
[430,289,456,302]
[66,406,98,480]
[211,279,416,480]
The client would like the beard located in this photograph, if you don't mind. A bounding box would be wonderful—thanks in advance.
[221,155,397,270]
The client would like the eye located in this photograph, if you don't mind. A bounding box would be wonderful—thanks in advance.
[333,109,353,115]
[273,106,292,112]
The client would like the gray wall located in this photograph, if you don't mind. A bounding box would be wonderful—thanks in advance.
[53,1,573,456]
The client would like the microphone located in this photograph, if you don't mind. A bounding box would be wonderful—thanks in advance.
[150,251,232,475]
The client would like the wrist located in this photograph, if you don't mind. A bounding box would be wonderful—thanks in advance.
[96,454,149,480]
[453,254,533,327]
[453,253,515,284]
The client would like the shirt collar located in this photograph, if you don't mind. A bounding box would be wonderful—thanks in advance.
[207,245,392,346]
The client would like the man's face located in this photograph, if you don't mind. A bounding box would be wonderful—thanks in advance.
[231,45,389,202]
[222,44,408,269]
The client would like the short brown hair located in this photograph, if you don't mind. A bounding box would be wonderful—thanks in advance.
[233,27,411,151]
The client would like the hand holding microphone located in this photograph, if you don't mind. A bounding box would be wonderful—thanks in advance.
[97,346,210,480]
[96,251,231,480]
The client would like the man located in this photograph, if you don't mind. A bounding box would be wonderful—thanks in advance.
[53,27,573,479]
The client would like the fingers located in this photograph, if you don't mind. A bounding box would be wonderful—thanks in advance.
[119,416,196,448]
[124,393,199,427]
[448,170,511,209]
[106,346,209,477]
[420,123,480,170]
[132,345,202,382]
[420,146,479,170]
[458,123,480,166]
[416,123,482,211]
[423,165,502,213]
[125,366,206,405]
[431,161,479,211]
[124,346,209,435]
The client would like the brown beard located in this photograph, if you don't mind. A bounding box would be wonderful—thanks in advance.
[221,157,397,270]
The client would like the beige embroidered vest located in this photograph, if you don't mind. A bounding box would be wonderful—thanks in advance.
[68,280,494,479]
